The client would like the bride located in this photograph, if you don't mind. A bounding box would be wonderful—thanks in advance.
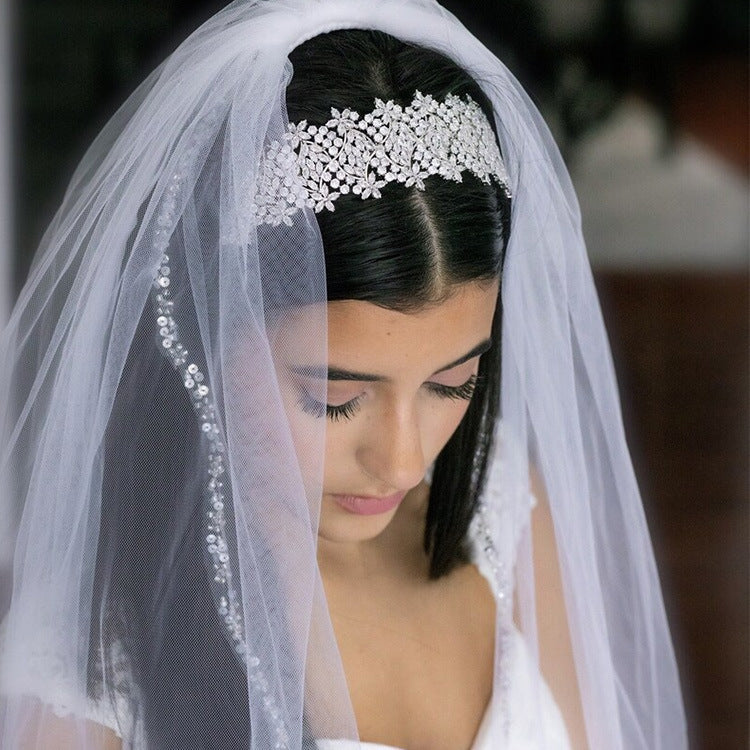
[0,2,687,749]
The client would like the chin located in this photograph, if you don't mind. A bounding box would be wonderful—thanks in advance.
[317,498,399,544]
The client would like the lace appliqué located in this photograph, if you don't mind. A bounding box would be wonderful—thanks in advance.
[468,422,537,746]
[0,616,142,742]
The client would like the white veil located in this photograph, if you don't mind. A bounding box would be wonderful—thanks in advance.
[0,1,687,748]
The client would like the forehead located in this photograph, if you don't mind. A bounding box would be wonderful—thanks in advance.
[326,280,499,374]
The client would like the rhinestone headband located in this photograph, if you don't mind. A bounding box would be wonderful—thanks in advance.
[249,91,512,227]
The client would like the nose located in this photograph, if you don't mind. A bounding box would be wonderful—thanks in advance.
[357,400,427,493]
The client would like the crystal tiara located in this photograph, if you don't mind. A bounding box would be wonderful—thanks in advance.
[249,91,511,227]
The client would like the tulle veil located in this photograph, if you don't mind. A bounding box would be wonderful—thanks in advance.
[0,1,687,748]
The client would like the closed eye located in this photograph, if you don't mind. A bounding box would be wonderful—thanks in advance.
[298,390,364,422]
[425,373,481,401]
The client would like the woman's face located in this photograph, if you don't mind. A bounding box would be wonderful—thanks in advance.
[299,279,500,545]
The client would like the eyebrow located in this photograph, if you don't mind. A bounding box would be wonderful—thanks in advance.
[291,338,492,381]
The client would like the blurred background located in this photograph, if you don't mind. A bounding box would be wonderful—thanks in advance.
[1,1,747,747]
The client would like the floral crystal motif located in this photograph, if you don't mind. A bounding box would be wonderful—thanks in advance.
[250,91,512,227]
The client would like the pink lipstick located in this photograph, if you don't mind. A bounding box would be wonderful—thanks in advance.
[332,491,407,516]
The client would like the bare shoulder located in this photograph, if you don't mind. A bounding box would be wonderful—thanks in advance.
[19,711,122,749]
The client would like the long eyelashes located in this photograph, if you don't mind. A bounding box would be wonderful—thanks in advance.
[299,374,481,422]
[425,373,481,401]
[298,391,363,422]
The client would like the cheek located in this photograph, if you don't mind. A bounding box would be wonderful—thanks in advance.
[321,419,357,486]
[271,374,328,500]
[320,397,472,479]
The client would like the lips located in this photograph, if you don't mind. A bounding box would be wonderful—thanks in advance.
[332,491,407,516]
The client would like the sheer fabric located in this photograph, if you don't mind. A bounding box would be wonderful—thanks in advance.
[0,1,687,748]
[1,436,572,748]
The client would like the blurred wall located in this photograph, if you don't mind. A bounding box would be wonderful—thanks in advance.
[0,0,14,598]
[0,0,11,328]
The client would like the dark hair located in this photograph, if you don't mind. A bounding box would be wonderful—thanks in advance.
[91,29,509,749]
[287,30,509,577]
